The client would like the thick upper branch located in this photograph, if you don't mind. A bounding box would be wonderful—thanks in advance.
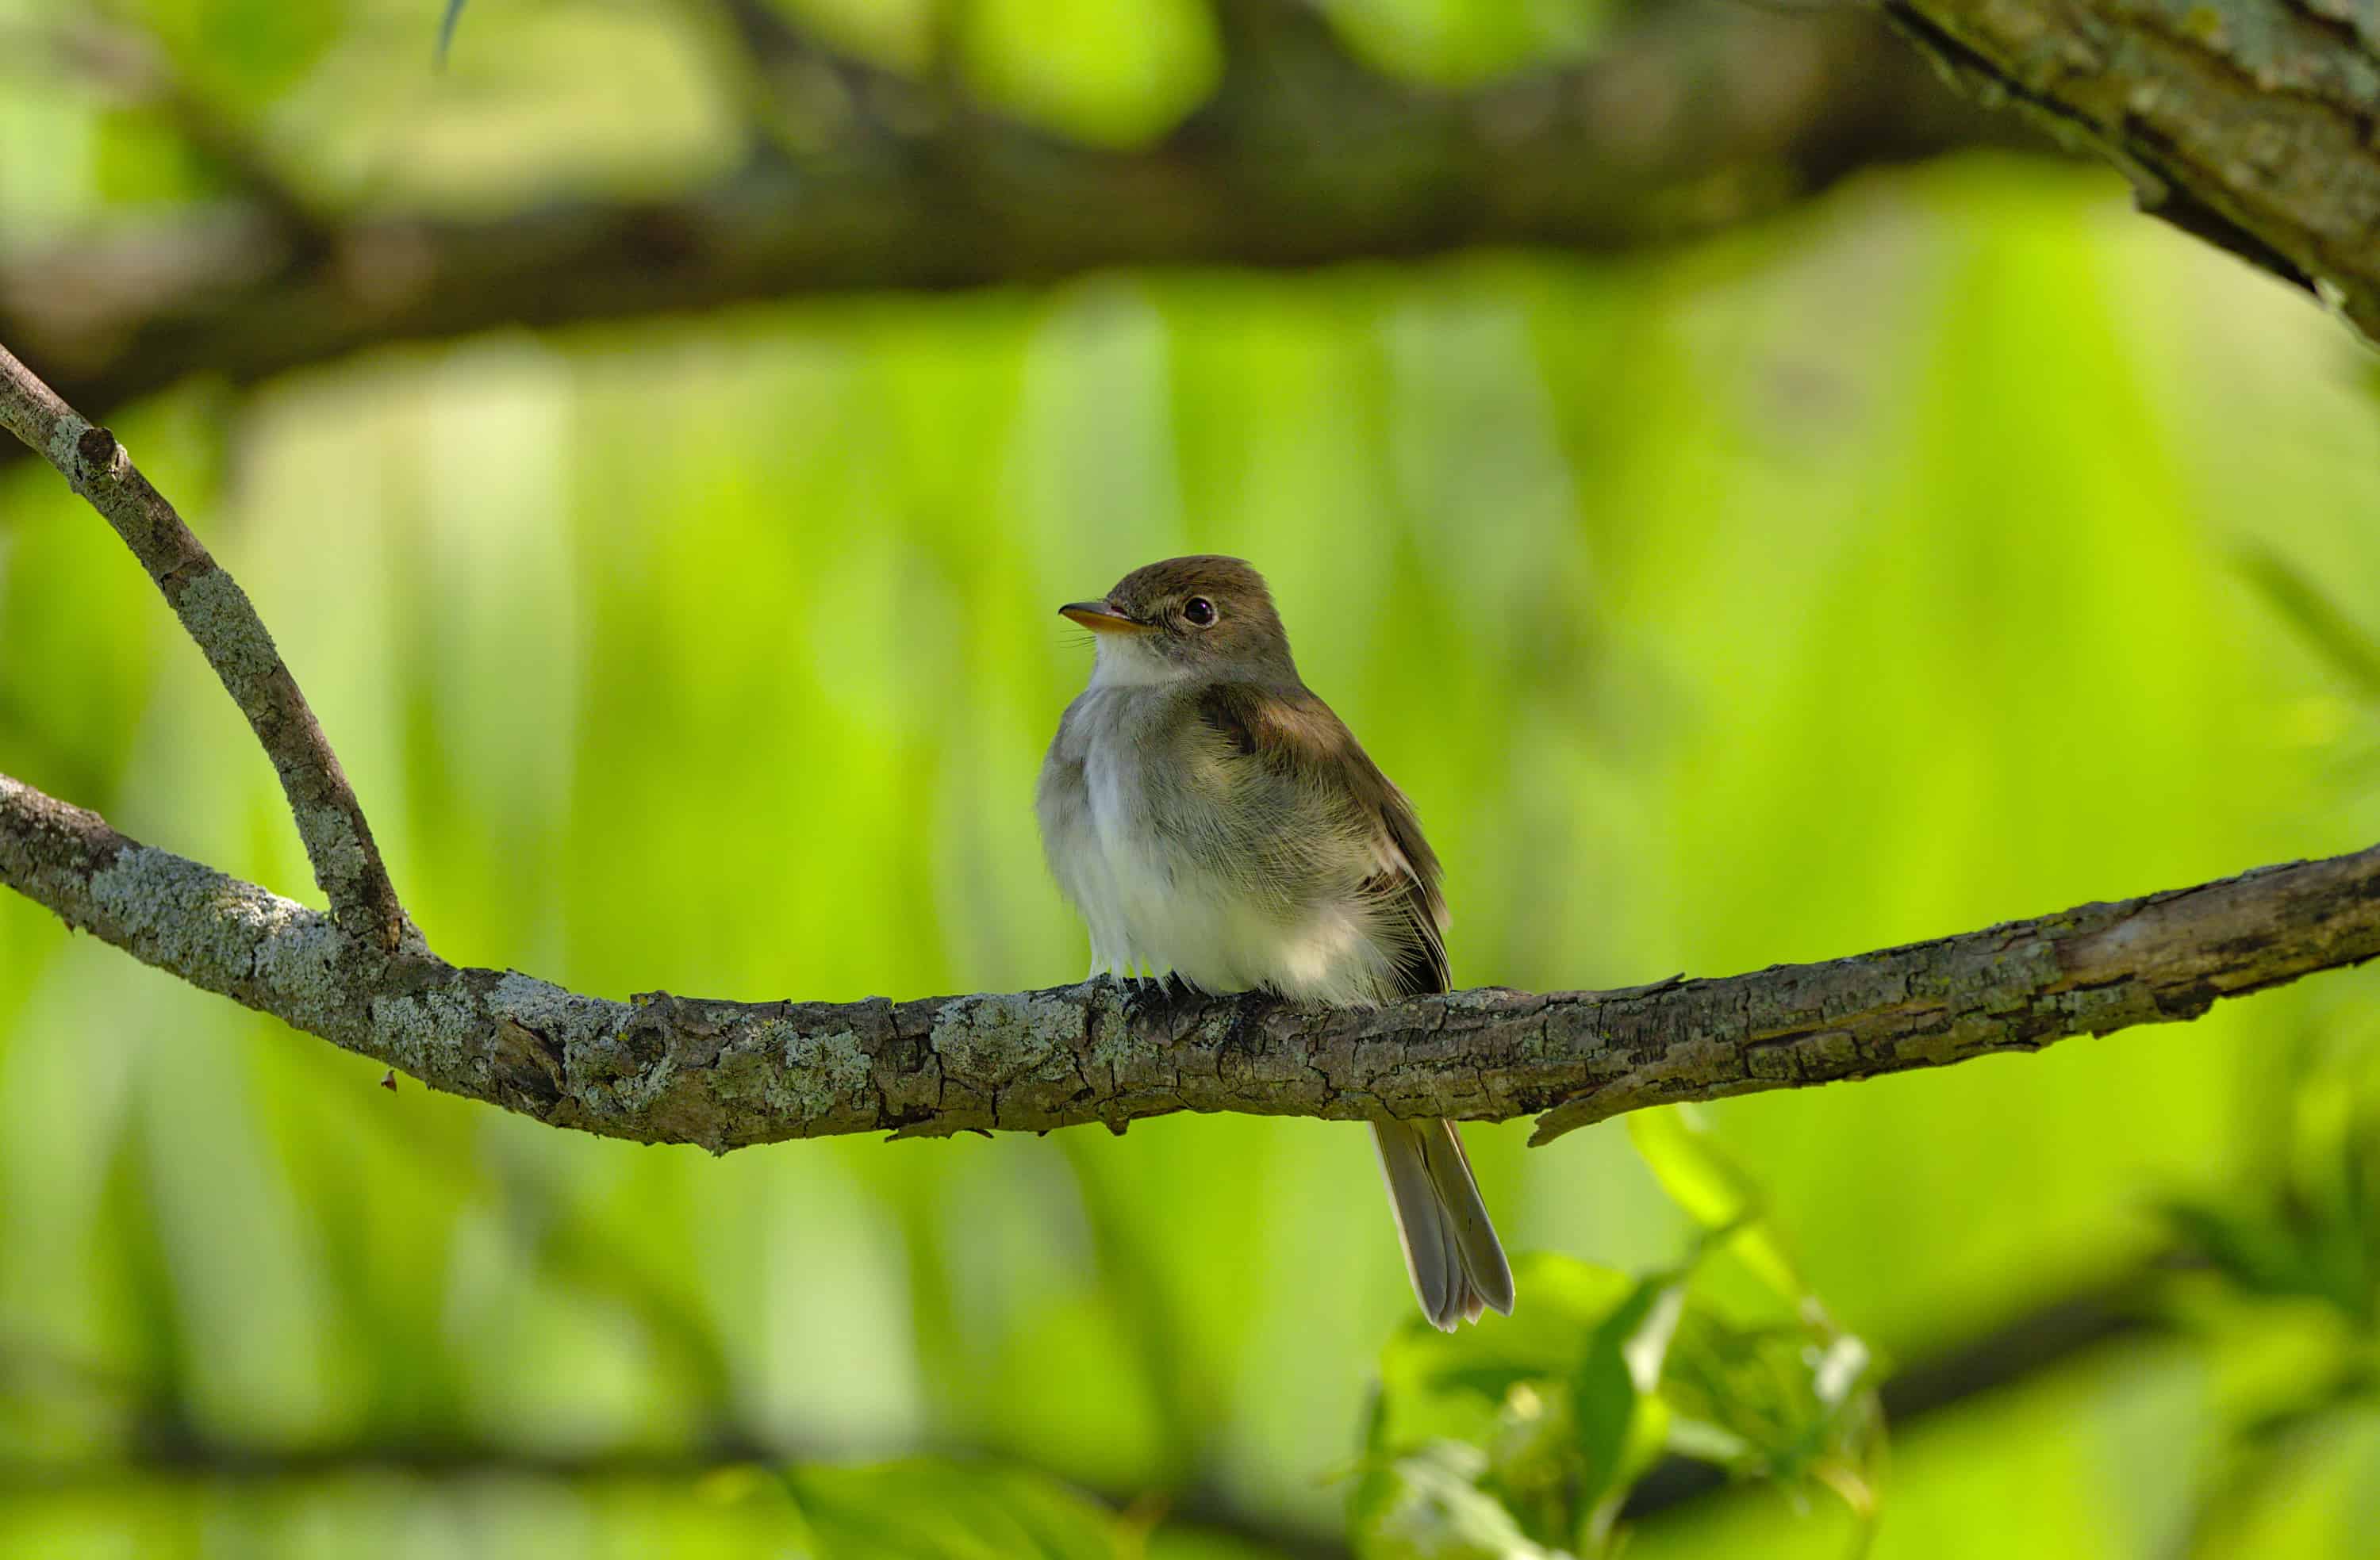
[5,772,2371,1148]
[0,344,408,949]
[1883,0,2380,339]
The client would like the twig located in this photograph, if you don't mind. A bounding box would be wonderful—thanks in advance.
[0,344,408,950]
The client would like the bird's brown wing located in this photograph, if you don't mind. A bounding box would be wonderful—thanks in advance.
[1194,680,1450,998]
[1196,684,1506,1328]
[1372,783,1451,998]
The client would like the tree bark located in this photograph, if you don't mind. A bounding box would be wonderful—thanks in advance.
[1883,0,2380,339]
[6,773,2374,1149]
[3,332,2378,1153]
[0,344,409,950]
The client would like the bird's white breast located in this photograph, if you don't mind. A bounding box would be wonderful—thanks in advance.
[1044,685,1396,1006]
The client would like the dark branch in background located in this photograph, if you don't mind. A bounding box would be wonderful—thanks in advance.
[1883,0,2380,340]
[0,1251,2183,1560]
[0,1440,1349,1560]
[0,345,409,950]
[0,5,2022,454]
[0,0,2365,483]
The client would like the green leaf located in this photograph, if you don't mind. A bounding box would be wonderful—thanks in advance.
[143,0,350,105]
[781,1460,1120,1560]
[2163,1198,2337,1308]
[1627,1108,1805,1303]
[1627,1109,1755,1228]
[2232,543,2380,703]
[1351,1443,1559,1560]
[1370,1256,1673,1552]
[1375,1255,1637,1451]
[1655,1308,1881,1488]
[1571,1278,1683,1507]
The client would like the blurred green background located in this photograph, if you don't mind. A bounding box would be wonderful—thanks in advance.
[6,0,2380,1555]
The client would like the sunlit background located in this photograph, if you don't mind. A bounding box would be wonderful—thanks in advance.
[5,1,2380,1555]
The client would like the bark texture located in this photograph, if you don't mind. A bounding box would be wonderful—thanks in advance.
[0,344,409,950]
[5,773,2374,1149]
[1886,0,2380,339]
[4,331,2379,1152]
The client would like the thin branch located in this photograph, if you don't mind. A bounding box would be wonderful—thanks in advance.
[2,771,2373,1148]
[1881,0,2380,341]
[0,344,408,950]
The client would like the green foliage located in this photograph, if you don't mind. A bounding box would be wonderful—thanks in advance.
[141,0,351,105]
[1319,0,1617,85]
[781,1459,1124,1558]
[2163,1032,2380,1554]
[961,0,1221,145]
[7,17,2380,1554]
[2232,544,2380,703]
[1354,1113,1881,1558]
[2149,553,2380,1554]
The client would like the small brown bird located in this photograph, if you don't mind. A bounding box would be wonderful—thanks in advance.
[1036,556,1514,1329]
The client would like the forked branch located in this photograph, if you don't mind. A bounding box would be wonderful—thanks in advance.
[0,343,409,949]
[1,339,2374,1149]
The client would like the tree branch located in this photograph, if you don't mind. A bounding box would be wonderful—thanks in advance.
[0,344,408,950]
[0,6,2020,438]
[5,331,2377,1147]
[2,772,2372,1148]
[1881,0,2380,341]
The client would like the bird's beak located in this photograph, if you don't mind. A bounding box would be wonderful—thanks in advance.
[1059,600,1153,635]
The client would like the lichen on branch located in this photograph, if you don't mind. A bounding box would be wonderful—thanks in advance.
[1885,0,2380,341]
[6,774,2375,1149]
[3,324,2377,1156]
[0,343,409,949]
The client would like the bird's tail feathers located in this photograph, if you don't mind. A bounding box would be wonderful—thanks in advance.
[1371,1117,1516,1331]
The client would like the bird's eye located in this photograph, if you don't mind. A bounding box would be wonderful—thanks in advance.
[1183,596,1217,627]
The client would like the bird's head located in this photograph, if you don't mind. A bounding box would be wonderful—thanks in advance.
[1060,555,1297,686]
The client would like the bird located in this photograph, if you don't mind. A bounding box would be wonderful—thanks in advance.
[1035,555,1514,1330]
